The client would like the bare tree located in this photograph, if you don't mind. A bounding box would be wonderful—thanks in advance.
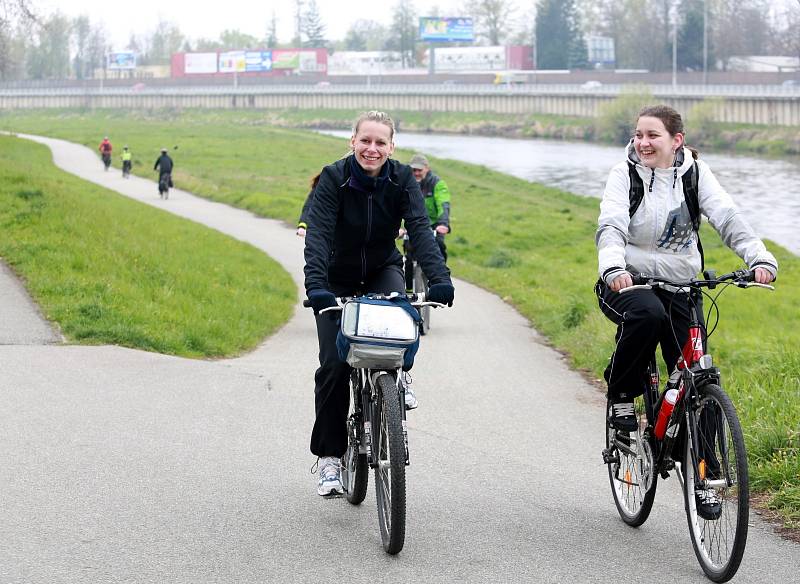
[465,0,516,45]
[0,0,37,79]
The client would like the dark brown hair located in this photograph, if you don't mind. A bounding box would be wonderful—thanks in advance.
[637,104,699,159]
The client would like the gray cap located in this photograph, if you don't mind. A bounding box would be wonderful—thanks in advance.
[409,153,429,169]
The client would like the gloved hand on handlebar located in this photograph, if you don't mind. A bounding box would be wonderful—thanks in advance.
[427,283,455,307]
[307,289,337,315]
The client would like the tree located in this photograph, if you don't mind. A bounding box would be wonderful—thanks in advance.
[27,12,71,79]
[343,20,387,51]
[0,0,36,79]
[219,29,259,50]
[71,15,90,79]
[86,23,108,77]
[535,0,586,69]
[386,0,417,68]
[465,0,516,46]
[292,0,304,47]
[265,10,278,48]
[710,0,772,70]
[302,0,326,47]
[148,19,184,64]
[677,0,708,71]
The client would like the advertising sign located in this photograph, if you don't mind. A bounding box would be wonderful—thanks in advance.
[107,52,136,70]
[219,51,246,73]
[185,52,218,74]
[272,50,300,69]
[419,17,474,42]
[245,51,272,72]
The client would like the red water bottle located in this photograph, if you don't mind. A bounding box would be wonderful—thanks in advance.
[654,388,679,440]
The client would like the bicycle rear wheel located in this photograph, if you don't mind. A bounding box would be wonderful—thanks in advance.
[606,394,657,526]
[682,383,748,583]
[372,373,406,554]
[342,373,368,505]
[413,263,430,335]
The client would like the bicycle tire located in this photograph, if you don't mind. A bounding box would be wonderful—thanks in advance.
[342,374,368,505]
[682,383,748,583]
[372,373,406,554]
[606,394,658,527]
[413,263,430,335]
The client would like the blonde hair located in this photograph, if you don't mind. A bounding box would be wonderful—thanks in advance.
[352,110,396,143]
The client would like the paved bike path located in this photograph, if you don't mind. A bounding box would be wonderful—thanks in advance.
[1,134,797,583]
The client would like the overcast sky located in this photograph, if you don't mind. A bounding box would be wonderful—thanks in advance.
[48,0,470,50]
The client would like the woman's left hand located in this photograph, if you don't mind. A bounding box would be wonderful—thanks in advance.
[754,267,774,284]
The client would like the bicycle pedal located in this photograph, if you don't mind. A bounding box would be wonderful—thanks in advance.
[601,448,619,465]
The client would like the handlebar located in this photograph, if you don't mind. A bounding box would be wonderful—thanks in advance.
[620,269,774,294]
[302,292,446,313]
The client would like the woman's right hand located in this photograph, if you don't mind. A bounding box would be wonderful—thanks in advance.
[610,272,633,292]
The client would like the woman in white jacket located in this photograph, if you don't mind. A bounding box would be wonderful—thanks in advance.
[595,104,777,432]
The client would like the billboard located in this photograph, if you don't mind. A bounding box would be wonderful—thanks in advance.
[219,51,246,73]
[419,17,474,42]
[245,51,272,72]
[185,52,218,74]
[107,52,136,70]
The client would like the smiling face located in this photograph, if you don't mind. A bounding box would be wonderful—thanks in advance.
[350,120,395,177]
[634,116,684,169]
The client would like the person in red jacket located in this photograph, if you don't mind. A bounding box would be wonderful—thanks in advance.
[98,137,113,170]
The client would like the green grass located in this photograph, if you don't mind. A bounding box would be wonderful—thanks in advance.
[1,109,798,526]
[0,133,295,357]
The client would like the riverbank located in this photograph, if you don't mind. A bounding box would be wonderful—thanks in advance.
[252,108,800,157]
[1,109,797,529]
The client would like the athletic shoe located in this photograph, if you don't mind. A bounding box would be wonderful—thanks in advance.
[402,374,418,410]
[695,487,722,520]
[317,457,343,497]
[610,400,637,432]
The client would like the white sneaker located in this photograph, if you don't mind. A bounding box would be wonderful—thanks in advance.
[317,457,343,497]
[403,374,418,410]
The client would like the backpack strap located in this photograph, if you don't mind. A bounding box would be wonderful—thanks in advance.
[627,162,645,218]
[681,161,704,270]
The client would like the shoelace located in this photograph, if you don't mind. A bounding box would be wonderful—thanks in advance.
[320,458,340,481]
[613,402,635,417]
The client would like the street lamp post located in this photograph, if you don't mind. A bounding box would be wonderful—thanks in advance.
[703,0,708,85]
[671,2,678,89]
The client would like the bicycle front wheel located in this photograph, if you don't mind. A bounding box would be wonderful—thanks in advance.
[412,263,430,335]
[372,373,406,554]
[606,395,657,527]
[682,383,748,583]
[342,374,368,505]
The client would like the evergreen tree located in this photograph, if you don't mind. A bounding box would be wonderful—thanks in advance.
[265,10,278,48]
[677,0,706,71]
[72,15,90,79]
[386,0,417,68]
[536,0,573,69]
[302,0,327,47]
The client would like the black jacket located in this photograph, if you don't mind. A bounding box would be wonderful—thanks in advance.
[304,156,451,293]
[154,154,173,174]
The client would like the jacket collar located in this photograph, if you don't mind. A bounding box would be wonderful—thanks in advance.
[348,155,391,192]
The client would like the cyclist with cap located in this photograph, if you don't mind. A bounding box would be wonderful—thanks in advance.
[400,153,452,291]
[153,147,174,194]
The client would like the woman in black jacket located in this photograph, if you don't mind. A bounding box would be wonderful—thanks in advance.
[304,110,454,496]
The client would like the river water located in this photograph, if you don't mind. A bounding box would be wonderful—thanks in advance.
[321,130,799,255]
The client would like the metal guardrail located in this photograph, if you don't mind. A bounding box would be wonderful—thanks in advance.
[1,83,800,98]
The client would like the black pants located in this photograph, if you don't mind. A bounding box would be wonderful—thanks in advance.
[403,234,446,291]
[310,264,406,458]
[596,281,703,400]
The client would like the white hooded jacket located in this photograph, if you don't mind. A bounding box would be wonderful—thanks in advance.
[596,143,778,285]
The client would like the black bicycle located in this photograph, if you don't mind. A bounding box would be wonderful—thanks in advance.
[158,173,171,200]
[401,231,438,335]
[602,269,773,582]
[305,292,444,554]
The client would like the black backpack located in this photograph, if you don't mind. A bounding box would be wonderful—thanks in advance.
[627,161,704,269]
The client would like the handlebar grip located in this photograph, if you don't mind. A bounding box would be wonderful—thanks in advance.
[302,299,311,308]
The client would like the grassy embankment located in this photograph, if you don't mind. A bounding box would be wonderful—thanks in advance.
[1,109,797,526]
[0,133,295,357]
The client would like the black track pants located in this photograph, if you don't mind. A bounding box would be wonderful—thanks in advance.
[596,281,702,400]
[310,265,406,458]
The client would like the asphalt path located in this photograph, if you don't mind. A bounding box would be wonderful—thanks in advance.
[1,134,797,583]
